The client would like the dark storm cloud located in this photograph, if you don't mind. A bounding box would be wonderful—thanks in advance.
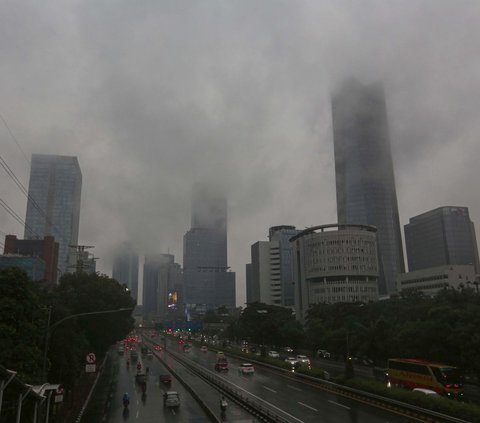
[1,1,479,304]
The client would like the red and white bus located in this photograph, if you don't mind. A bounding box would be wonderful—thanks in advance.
[387,358,463,399]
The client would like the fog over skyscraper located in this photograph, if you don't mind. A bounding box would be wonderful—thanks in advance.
[24,154,82,275]
[112,242,139,302]
[183,186,235,311]
[331,80,405,294]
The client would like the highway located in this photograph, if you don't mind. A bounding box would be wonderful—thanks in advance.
[149,335,420,423]
[107,345,254,422]
[104,334,433,422]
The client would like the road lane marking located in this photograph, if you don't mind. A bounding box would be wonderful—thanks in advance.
[219,379,304,423]
[328,400,351,410]
[136,411,139,418]
[287,385,302,391]
[298,402,318,411]
[263,386,277,393]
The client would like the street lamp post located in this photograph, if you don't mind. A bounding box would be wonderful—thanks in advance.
[42,307,134,381]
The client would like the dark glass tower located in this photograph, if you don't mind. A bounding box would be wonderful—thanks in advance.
[405,206,480,273]
[112,242,139,302]
[24,154,82,275]
[183,187,235,310]
[332,80,405,294]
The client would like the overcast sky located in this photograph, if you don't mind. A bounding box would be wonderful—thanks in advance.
[1,0,479,306]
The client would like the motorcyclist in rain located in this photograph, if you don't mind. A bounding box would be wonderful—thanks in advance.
[123,392,130,408]
[220,396,228,414]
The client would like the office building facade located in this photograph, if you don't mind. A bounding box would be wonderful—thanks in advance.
[0,255,45,281]
[292,224,379,322]
[3,234,59,284]
[24,154,82,275]
[397,265,476,297]
[405,206,480,273]
[332,80,404,295]
[249,225,301,307]
[183,188,235,311]
[112,243,139,301]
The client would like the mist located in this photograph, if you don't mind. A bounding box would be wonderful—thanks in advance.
[1,0,479,306]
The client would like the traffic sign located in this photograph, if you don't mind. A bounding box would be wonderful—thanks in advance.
[85,364,96,373]
[86,352,96,364]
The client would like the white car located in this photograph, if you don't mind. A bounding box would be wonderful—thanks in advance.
[285,357,299,365]
[239,363,255,374]
[296,355,311,365]
[412,388,441,398]
[268,351,280,358]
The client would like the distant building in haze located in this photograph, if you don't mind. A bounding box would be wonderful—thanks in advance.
[3,234,59,284]
[143,255,164,320]
[292,224,379,322]
[142,254,183,320]
[112,243,139,301]
[332,79,404,295]
[405,206,480,273]
[249,225,301,307]
[24,154,82,276]
[183,187,236,313]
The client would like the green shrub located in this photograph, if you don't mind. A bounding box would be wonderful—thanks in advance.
[343,378,480,422]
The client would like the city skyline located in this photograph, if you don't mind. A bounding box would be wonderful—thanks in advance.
[0,2,480,306]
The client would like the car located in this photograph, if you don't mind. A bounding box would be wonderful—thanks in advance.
[183,344,191,352]
[216,351,225,359]
[215,358,229,372]
[285,357,298,365]
[412,388,441,398]
[238,363,255,374]
[163,391,180,408]
[296,355,311,365]
[130,350,138,361]
[200,345,208,352]
[317,349,331,359]
[154,344,162,351]
[283,347,294,354]
[159,374,172,385]
[268,351,280,358]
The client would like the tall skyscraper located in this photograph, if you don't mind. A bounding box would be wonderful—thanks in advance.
[183,187,235,311]
[24,154,82,275]
[405,206,480,273]
[332,79,404,294]
[112,242,139,301]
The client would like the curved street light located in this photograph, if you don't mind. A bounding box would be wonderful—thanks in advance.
[42,307,134,380]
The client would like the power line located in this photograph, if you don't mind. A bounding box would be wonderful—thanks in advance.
[0,113,69,245]
[0,111,30,164]
[0,153,69,245]
[0,198,40,238]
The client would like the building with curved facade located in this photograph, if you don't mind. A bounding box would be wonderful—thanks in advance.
[291,224,379,321]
